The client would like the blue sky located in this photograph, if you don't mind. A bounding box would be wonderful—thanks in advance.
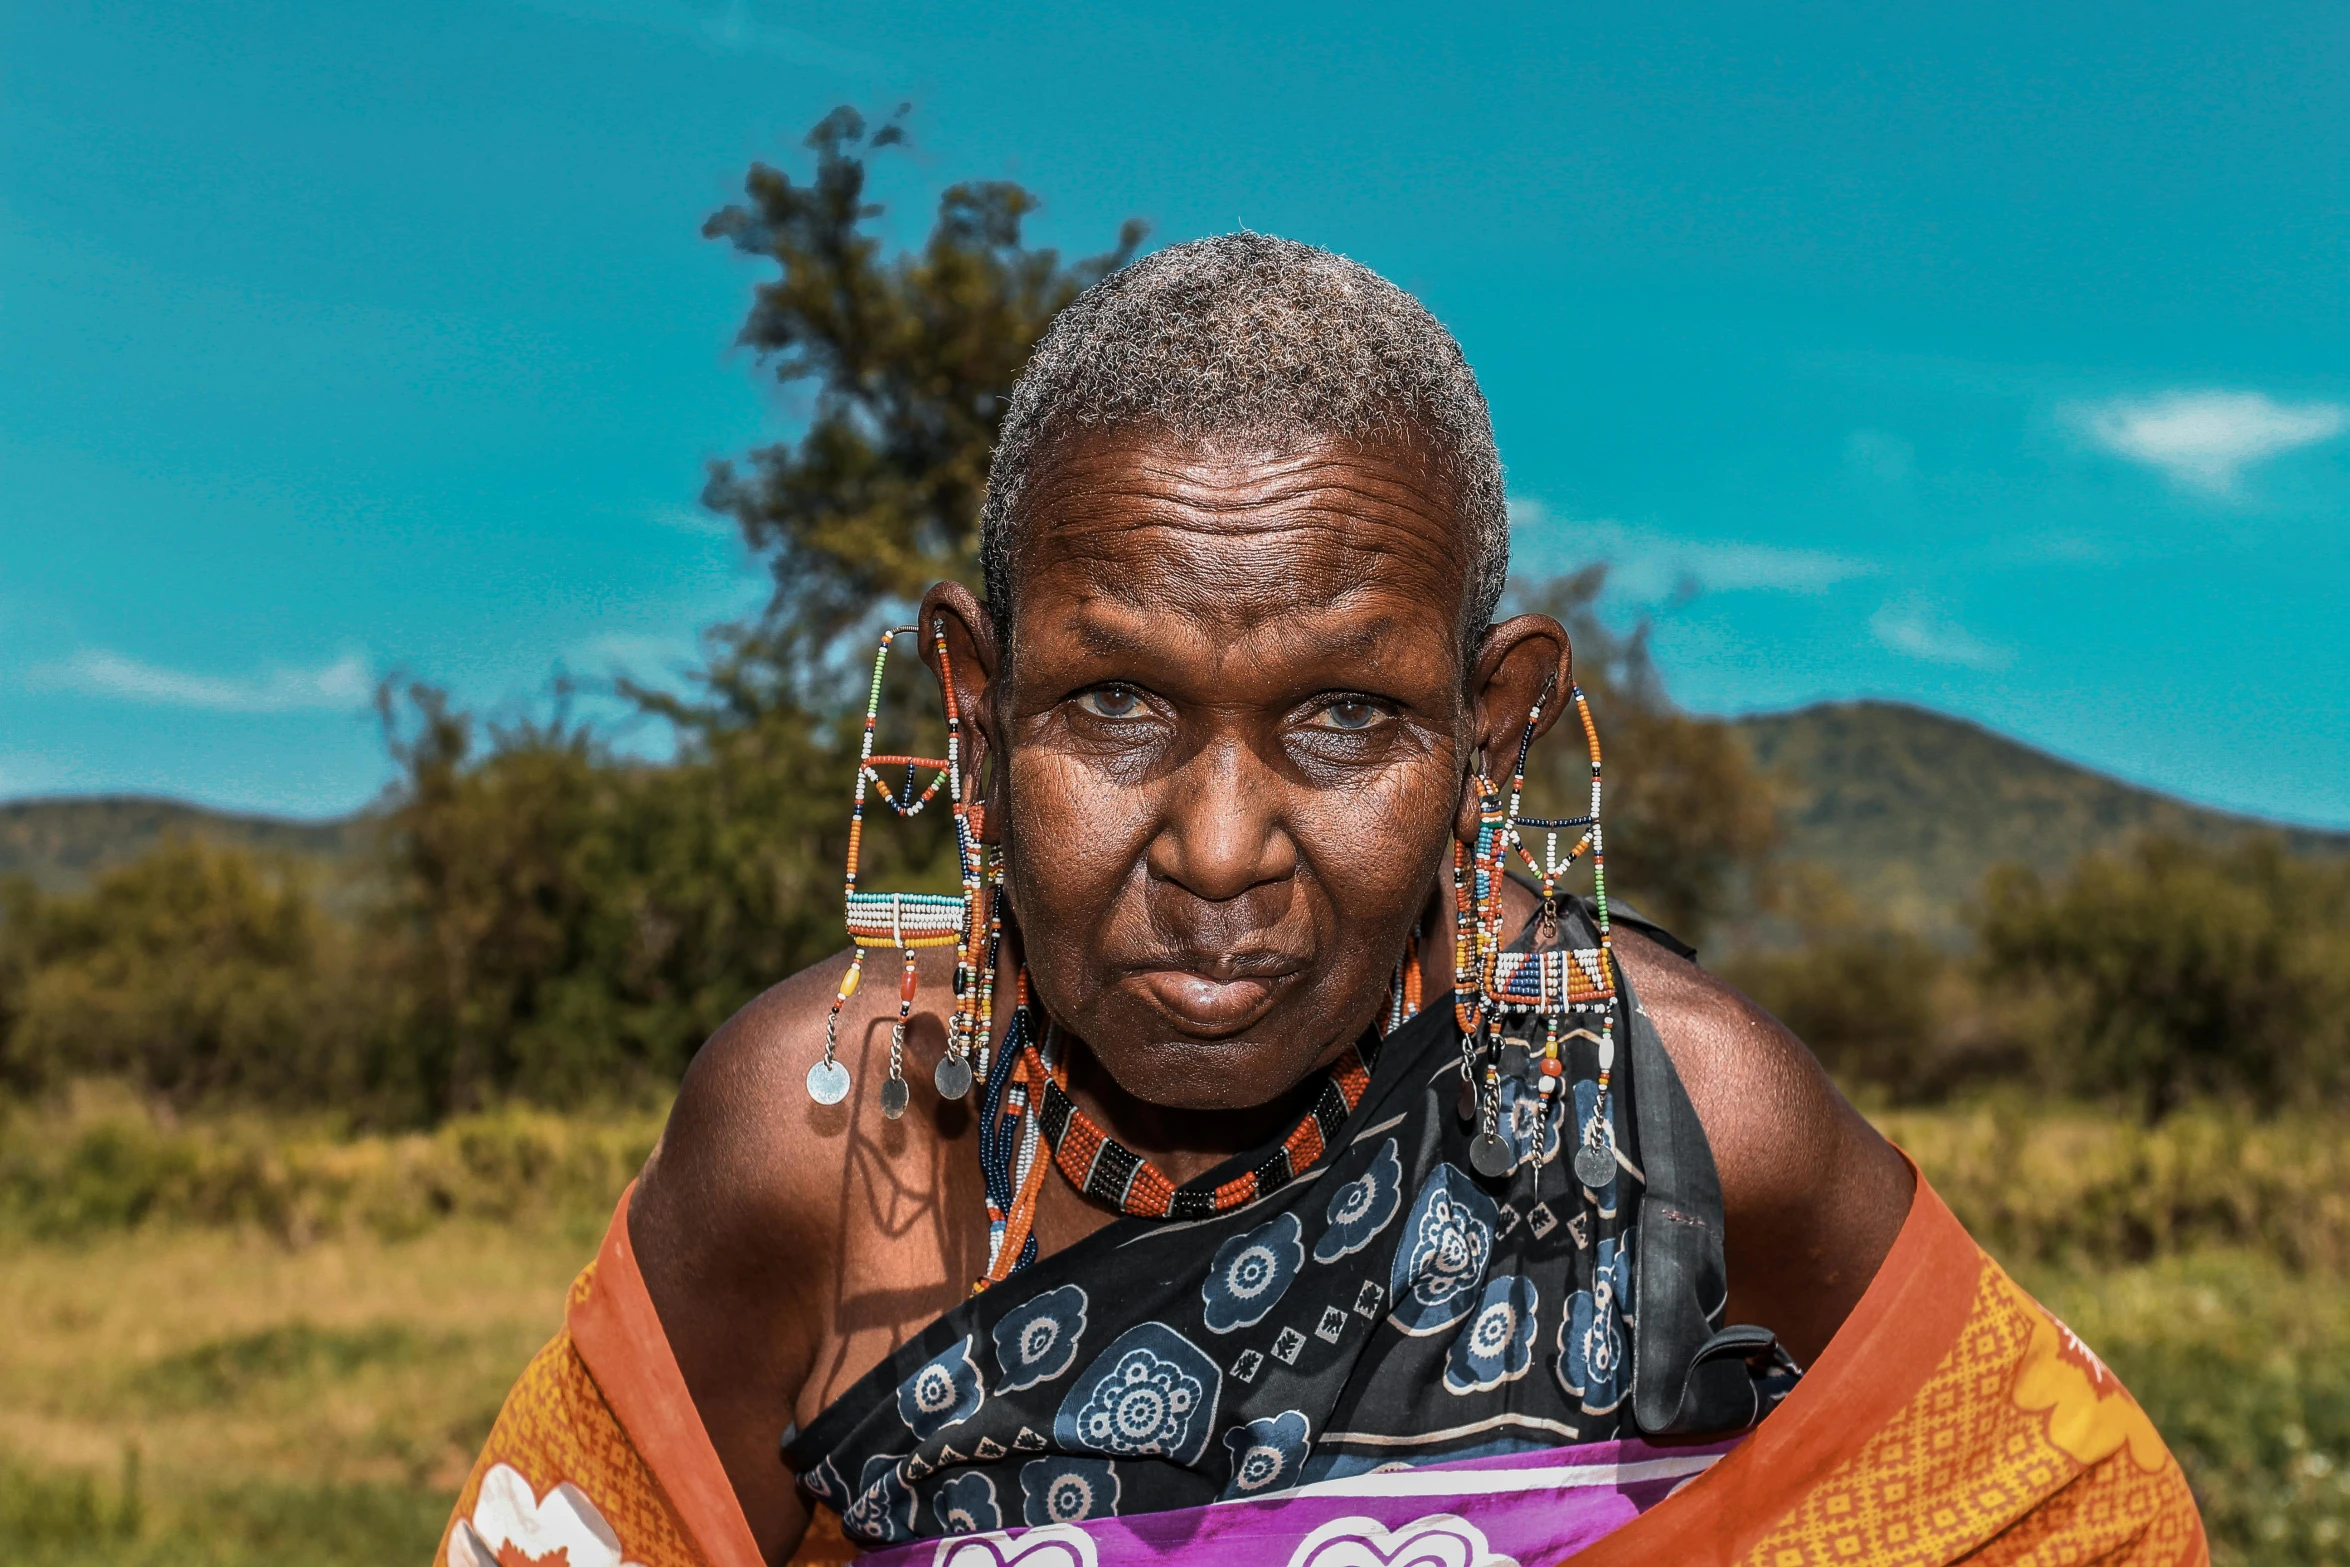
[5,1,2347,826]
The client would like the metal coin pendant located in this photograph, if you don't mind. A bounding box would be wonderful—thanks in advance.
[805,1058,851,1106]
[1455,1076,1479,1124]
[934,1054,974,1100]
[1573,1140,1616,1189]
[1470,1130,1516,1180]
[879,1076,911,1120]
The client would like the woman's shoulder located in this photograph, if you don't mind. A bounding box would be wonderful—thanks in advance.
[629,944,978,1395]
[628,950,865,1372]
[625,945,980,1552]
[1613,926,1915,1364]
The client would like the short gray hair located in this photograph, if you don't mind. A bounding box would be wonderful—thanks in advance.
[978,233,1508,651]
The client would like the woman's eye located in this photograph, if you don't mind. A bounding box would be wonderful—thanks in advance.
[1308,699,1384,733]
[1075,684,1146,719]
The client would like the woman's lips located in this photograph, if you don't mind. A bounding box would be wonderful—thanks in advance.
[1131,967,1291,1034]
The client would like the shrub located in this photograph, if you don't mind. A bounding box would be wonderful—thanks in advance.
[1727,927,2007,1101]
[0,1082,660,1244]
[1975,836,2350,1119]
[0,841,381,1109]
[1884,1100,2350,1270]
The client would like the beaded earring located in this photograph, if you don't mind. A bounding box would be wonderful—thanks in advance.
[1457,681,1619,1186]
[934,616,995,1101]
[806,621,985,1117]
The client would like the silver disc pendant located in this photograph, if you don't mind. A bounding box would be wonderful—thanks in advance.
[1456,1076,1479,1124]
[1573,1140,1616,1189]
[879,1076,911,1120]
[1469,1130,1516,1180]
[805,1058,851,1105]
[934,1054,974,1100]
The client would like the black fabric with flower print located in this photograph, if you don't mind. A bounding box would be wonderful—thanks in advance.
[780,900,1789,1551]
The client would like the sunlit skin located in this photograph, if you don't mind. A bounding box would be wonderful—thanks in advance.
[630,430,1916,1565]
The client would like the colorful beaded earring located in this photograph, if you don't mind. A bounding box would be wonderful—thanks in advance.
[1457,681,1619,1185]
[933,616,995,1102]
[807,622,985,1117]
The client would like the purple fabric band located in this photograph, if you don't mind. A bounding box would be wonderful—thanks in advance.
[857,1434,1742,1567]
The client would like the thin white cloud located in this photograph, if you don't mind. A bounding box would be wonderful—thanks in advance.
[649,502,738,539]
[1869,597,2011,670]
[1508,499,1875,601]
[571,631,704,671]
[46,650,374,713]
[2078,390,2346,493]
[510,0,881,71]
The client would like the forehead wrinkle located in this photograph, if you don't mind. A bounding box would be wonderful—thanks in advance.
[1037,513,1461,613]
[1049,591,1456,694]
[1053,535,1419,633]
[1034,472,1466,551]
[1027,523,1464,682]
[1016,439,1471,573]
[1001,433,1487,674]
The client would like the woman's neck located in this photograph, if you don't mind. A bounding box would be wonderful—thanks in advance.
[1053,1027,1335,1190]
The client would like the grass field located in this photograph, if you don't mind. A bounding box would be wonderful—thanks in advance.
[4,1089,2347,1567]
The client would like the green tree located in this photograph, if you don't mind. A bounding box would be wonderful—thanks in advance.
[699,105,1144,697]
[359,109,1151,1115]
[1975,834,2350,1119]
[0,839,369,1105]
[1724,920,1998,1102]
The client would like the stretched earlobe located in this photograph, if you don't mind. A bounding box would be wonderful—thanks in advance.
[920,579,1002,757]
[967,733,1003,846]
[1453,748,1487,845]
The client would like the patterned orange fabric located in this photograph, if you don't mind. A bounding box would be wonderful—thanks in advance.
[435,1186,765,1567]
[436,1167,2205,1567]
[1731,1267,2199,1567]
[1579,1171,2205,1567]
[438,1315,703,1567]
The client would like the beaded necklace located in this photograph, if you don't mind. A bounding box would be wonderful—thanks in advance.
[1036,1037,1375,1220]
[973,944,1422,1290]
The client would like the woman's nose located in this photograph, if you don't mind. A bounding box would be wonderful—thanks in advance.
[1143,732,1299,903]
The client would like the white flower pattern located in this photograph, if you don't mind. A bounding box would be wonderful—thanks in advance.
[1388,1163,1500,1336]
[446,1464,646,1567]
[1055,1322,1222,1464]
[1312,1138,1405,1264]
[1202,1211,1305,1334]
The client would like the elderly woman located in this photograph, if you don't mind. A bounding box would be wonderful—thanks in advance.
[440,237,2201,1567]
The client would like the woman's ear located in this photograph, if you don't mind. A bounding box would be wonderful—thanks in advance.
[920,580,1002,844]
[1455,613,1573,845]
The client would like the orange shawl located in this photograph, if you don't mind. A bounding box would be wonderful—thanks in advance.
[437,1174,2203,1567]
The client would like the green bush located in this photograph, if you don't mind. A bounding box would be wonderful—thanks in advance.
[0,1083,660,1243]
[1728,926,2008,1101]
[2026,1251,2350,1567]
[1887,1099,2350,1270]
[1976,835,2350,1118]
[0,841,381,1107]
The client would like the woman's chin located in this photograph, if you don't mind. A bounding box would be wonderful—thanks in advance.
[1085,1026,1335,1113]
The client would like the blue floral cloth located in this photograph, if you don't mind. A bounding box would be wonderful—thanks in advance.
[783,898,1781,1549]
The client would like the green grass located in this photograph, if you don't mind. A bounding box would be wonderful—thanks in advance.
[0,1210,578,1566]
[4,1091,2349,1565]
[0,1088,620,1567]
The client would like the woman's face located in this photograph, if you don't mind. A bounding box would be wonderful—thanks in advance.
[929,430,1563,1113]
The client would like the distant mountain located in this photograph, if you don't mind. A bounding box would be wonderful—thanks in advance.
[1732,701,2350,940]
[0,796,364,893]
